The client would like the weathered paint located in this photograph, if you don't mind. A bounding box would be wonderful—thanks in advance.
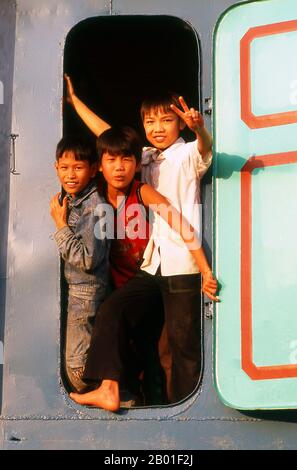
[2,0,297,450]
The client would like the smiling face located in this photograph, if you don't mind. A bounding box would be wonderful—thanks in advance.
[100,152,137,193]
[143,107,185,150]
[55,151,98,198]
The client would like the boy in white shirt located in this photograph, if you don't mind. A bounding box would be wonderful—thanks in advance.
[140,94,212,277]
[65,76,216,405]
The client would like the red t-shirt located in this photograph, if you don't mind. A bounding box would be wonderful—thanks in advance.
[108,180,151,288]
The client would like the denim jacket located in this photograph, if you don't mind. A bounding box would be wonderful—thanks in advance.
[54,179,110,287]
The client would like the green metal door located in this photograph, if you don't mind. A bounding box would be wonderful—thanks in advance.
[214,0,297,410]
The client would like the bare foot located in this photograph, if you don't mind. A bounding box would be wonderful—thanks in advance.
[69,380,120,412]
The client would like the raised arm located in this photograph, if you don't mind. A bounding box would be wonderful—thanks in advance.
[140,184,219,301]
[170,96,212,163]
[65,74,111,137]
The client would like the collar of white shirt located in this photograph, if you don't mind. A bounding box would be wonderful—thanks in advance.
[142,137,185,166]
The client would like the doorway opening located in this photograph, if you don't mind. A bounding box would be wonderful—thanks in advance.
[62,15,202,407]
[63,15,201,138]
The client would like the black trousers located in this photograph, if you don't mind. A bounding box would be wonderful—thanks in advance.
[84,270,202,403]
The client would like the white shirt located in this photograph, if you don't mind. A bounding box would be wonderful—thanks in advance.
[140,138,212,276]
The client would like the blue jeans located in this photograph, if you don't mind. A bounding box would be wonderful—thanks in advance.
[66,284,106,390]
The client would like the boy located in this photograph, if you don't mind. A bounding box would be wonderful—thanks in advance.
[50,135,109,393]
[69,126,218,411]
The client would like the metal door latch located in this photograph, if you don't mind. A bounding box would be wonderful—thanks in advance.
[204,302,213,319]
[204,97,212,116]
[10,133,20,175]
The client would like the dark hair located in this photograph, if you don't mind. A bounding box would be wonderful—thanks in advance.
[96,126,142,164]
[56,135,98,165]
[140,92,180,121]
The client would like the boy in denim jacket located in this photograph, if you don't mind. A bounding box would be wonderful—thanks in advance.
[50,135,109,392]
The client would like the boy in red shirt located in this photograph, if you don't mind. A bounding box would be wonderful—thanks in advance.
[64,76,215,404]
[69,126,218,411]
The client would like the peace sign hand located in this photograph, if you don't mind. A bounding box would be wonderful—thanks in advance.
[170,96,204,134]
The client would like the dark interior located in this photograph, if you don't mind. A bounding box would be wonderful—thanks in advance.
[63,15,201,141]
